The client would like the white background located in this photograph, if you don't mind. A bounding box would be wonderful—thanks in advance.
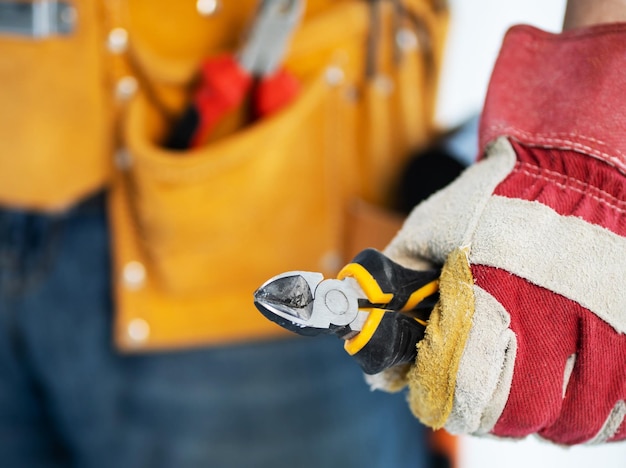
[435,1,626,466]
[437,0,626,468]
[436,0,567,127]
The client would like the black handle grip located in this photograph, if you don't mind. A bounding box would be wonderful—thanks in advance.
[340,249,440,374]
[339,248,440,311]
[345,310,426,374]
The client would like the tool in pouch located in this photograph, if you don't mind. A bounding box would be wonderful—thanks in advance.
[165,0,304,150]
[254,249,440,374]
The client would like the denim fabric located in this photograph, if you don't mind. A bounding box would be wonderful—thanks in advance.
[0,193,427,468]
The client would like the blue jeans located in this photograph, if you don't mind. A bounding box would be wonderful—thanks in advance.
[0,193,427,468]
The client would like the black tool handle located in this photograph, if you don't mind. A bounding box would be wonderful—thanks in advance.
[339,249,440,374]
[342,248,440,311]
[345,310,426,374]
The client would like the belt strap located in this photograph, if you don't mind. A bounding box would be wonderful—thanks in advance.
[0,0,76,38]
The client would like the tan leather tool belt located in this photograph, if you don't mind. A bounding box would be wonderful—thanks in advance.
[0,0,448,351]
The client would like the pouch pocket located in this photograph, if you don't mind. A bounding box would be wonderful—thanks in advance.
[110,68,357,350]
[131,73,348,293]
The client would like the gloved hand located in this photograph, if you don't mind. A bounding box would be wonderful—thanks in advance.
[369,23,626,445]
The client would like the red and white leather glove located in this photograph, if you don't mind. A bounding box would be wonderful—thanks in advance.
[371,23,626,445]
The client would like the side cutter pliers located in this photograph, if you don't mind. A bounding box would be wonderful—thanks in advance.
[254,249,440,374]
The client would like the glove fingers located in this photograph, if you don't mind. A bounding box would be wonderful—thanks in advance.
[474,265,626,444]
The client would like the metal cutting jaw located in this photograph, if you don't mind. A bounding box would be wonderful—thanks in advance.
[254,271,370,339]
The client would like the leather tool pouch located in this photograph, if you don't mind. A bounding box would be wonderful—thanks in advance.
[0,0,111,210]
[110,0,449,351]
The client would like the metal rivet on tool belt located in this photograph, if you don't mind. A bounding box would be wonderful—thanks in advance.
[325,66,345,87]
[107,27,128,54]
[396,27,419,52]
[127,318,150,343]
[123,261,146,289]
[196,0,220,16]
[374,75,394,96]
[114,149,133,170]
[115,76,138,101]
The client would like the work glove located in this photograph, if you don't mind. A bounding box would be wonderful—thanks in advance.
[369,23,626,445]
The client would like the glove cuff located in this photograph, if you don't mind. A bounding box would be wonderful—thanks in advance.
[407,248,476,428]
